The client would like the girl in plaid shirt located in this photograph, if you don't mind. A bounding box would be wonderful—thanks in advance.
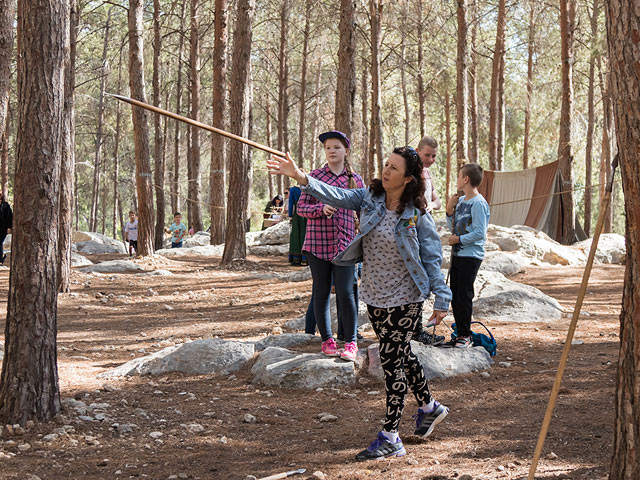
[297,130,364,362]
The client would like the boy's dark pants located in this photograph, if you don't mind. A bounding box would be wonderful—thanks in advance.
[450,255,483,338]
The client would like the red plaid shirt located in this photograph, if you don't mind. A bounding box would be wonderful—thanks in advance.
[297,164,365,261]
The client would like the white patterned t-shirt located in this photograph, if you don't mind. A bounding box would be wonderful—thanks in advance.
[360,208,425,308]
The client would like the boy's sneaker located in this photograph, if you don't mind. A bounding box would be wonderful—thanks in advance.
[340,341,358,362]
[413,402,449,437]
[321,338,340,357]
[355,432,406,461]
[443,336,472,348]
[415,330,445,346]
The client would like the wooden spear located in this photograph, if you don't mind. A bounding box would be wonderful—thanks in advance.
[107,93,286,157]
[527,154,620,479]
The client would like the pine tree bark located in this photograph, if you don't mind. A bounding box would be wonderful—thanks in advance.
[557,0,576,244]
[599,65,615,233]
[584,0,599,236]
[188,0,203,232]
[277,0,290,193]
[456,0,469,169]
[0,0,68,424]
[0,0,16,198]
[58,0,78,293]
[297,0,311,163]
[523,0,535,170]
[369,0,384,177]
[171,1,187,215]
[416,0,425,139]
[127,0,155,256]
[112,48,123,239]
[335,0,356,139]
[221,0,254,265]
[445,90,452,200]
[488,0,506,170]
[265,99,274,199]
[210,0,228,245]
[468,0,478,164]
[361,65,369,182]
[90,12,111,232]
[153,0,165,250]
[312,65,321,170]
[606,1,640,477]
[400,22,410,146]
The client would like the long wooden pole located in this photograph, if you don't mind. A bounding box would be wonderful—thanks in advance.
[107,93,286,157]
[527,154,619,479]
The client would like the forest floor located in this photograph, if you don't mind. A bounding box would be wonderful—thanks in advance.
[0,253,624,480]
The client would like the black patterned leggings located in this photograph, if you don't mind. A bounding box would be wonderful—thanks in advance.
[368,302,432,432]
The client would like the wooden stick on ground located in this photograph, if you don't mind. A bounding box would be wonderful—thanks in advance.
[107,93,286,158]
[527,154,619,479]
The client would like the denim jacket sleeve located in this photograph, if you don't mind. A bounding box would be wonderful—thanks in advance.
[416,212,452,311]
[301,176,368,211]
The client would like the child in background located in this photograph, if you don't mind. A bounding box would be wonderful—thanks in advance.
[169,212,187,248]
[124,211,138,257]
[443,163,490,348]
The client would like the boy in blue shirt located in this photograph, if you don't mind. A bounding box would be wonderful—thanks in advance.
[168,212,187,248]
[445,163,490,348]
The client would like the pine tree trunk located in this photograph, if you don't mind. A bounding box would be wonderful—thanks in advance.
[127,0,155,256]
[361,65,369,182]
[370,0,384,177]
[0,0,16,198]
[468,0,478,164]
[153,0,165,250]
[0,0,68,425]
[188,0,203,232]
[112,48,123,240]
[171,1,186,215]
[57,0,77,294]
[335,0,356,139]
[445,90,452,200]
[90,12,111,232]
[584,0,599,236]
[606,1,640,477]
[523,0,535,170]
[416,0,425,139]
[599,66,615,233]
[265,99,274,199]
[297,0,311,165]
[488,0,506,170]
[277,0,290,193]
[400,24,410,146]
[312,65,321,170]
[557,0,576,244]
[456,0,468,169]
[221,0,254,265]
[497,51,505,171]
[210,0,228,245]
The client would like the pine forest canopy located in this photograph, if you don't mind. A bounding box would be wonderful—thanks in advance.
[0,0,623,239]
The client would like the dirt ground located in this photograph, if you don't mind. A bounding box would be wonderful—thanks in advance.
[0,253,624,480]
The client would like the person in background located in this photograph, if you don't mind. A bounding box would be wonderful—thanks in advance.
[288,185,307,266]
[283,187,290,217]
[0,193,13,265]
[124,211,138,257]
[168,212,187,248]
[416,135,442,212]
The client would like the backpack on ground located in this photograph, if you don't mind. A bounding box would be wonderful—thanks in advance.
[450,321,497,357]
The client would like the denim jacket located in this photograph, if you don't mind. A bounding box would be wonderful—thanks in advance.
[301,176,452,311]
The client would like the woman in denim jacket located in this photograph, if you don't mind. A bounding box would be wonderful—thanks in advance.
[268,146,452,461]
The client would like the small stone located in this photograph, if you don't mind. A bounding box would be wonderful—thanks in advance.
[571,339,584,345]
[480,371,490,378]
[219,436,228,444]
[149,431,163,439]
[497,465,505,471]
[547,452,558,460]
[25,421,35,429]
[312,472,326,480]
[100,297,109,304]
[319,414,338,423]
[178,474,188,479]
[407,458,419,466]
[168,476,178,480]
[498,362,512,368]
[245,476,257,480]
[43,433,59,442]
[102,383,118,392]
[243,414,257,424]
[184,423,204,433]
[13,426,26,435]
[18,443,31,451]
[164,305,174,311]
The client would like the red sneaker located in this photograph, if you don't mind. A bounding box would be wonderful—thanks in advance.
[340,341,358,362]
[321,338,340,357]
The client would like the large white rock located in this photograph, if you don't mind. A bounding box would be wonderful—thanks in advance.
[156,245,225,257]
[101,339,255,377]
[480,251,535,276]
[79,260,145,274]
[253,268,312,283]
[71,252,93,267]
[249,221,290,246]
[183,231,212,247]
[574,233,626,264]
[284,297,371,332]
[255,333,319,352]
[367,343,492,380]
[251,346,356,389]
[248,244,289,256]
[473,270,563,322]
[73,232,127,254]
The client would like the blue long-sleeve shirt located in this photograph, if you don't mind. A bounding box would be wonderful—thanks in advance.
[446,194,490,259]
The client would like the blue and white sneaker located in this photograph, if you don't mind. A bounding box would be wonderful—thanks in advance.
[355,432,406,461]
[413,401,449,437]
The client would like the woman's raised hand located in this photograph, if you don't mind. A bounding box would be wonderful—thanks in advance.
[267,152,308,185]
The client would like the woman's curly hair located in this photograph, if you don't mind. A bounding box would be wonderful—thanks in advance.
[369,146,427,215]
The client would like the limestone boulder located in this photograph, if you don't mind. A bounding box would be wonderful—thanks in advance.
[367,343,492,380]
[75,241,126,255]
[156,245,225,257]
[255,333,319,352]
[73,232,127,254]
[480,251,535,276]
[101,339,255,377]
[71,252,93,267]
[473,270,563,323]
[248,244,289,256]
[79,260,145,274]
[251,347,356,389]
[249,221,290,246]
[183,232,212,248]
[574,233,626,264]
